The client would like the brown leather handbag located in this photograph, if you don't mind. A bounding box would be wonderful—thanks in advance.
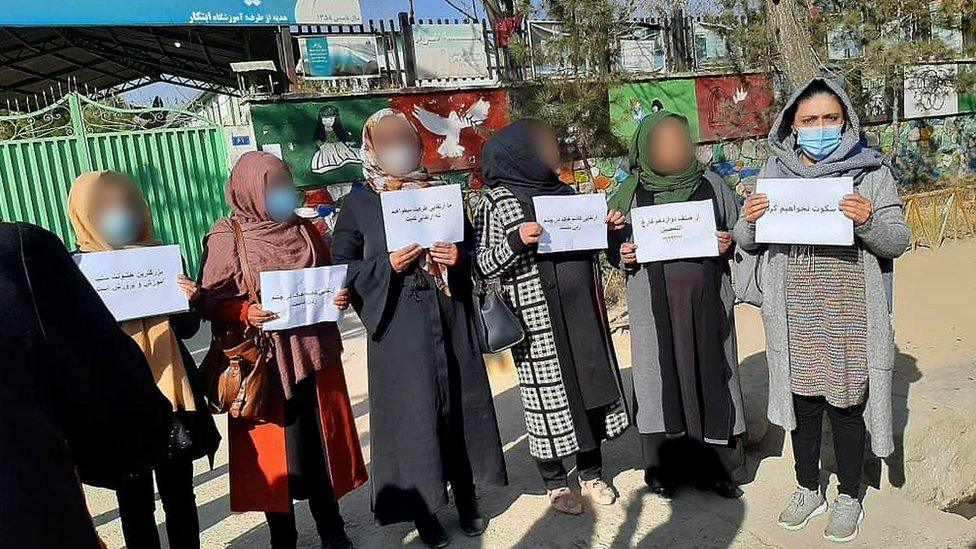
[200,219,275,420]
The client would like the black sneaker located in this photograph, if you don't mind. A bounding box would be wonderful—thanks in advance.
[456,493,487,537]
[712,481,744,499]
[320,527,352,549]
[415,514,450,548]
[644,468,676,499]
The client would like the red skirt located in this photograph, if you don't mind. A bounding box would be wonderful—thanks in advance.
[228,365,367,513]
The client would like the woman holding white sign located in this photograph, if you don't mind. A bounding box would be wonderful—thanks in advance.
[199,152,367,549]
[734,78,909,542]
[331,109,506,548]
[475,119,630,516]
[67,171,221,549]
[606,111,748,501]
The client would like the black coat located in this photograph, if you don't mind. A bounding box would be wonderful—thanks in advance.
[332,189,507,525]
[0,223,172,549]
[165,310,221,464]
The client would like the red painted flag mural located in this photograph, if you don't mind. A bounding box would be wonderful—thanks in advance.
[389,89,510,173]
[695,75,776,141]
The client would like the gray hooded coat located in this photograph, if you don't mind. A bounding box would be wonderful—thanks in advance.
[732,77,910,457]
[609,171,748,440]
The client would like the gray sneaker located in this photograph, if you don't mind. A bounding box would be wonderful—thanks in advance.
[777,486,828,530]
[823,494,864,543]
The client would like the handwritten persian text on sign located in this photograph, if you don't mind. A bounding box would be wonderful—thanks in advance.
[533,194,608,254]
[74,245,188,322]
[381,184,465,251]
[755,177,854,246]
[631,199,719,263]
[260,265,348,331]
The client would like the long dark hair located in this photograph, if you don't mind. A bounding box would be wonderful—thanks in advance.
[312,105,351,142]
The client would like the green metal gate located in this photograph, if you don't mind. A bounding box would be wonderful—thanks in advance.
[0,93,230,275]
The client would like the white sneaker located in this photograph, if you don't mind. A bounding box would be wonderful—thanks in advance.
[823,494,864,543]
[777,486,828,530]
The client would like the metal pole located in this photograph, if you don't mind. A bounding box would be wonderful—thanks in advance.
[276,26,299,93]
[67,93,93,171]
[398,12,418,87]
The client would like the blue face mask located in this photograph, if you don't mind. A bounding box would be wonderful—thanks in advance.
[98,207,142,248]
[795,124,843,161]
[266,186,300,222]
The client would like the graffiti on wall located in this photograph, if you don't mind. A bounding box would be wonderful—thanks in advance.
[389,89,509,173]
[904,64,959,119]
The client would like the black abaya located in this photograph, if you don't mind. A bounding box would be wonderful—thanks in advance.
[0,223,172,548]
[331,189,507,526]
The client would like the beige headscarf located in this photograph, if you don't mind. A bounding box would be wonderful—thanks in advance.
[68,171,195,412]
[360,108,437,192]
[360,109,452,294]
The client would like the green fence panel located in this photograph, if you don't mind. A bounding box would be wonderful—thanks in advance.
[0,94,230,276]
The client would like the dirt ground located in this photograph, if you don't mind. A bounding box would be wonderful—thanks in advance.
[83,240,976,548]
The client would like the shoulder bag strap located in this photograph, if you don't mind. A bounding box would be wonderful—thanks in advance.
[231,219,259,305]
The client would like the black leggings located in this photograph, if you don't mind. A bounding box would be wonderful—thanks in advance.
[266,377,345,549]
[535,446,603,491]
[791,393,867,498]
[116,458,199,549]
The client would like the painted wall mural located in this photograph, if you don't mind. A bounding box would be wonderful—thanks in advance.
[250,96,388,188]
[865,114,976,185]
[695,75,776,142]
[609,79,701,142]
[389,89,509,173]
[249,89,509,188]
[609,75,775,145]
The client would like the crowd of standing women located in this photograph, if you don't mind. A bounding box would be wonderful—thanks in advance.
[0,76,909,548]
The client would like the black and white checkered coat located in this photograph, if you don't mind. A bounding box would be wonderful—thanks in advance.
[473,186,629,460]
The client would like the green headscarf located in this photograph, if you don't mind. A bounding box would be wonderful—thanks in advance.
[608,110,705,214]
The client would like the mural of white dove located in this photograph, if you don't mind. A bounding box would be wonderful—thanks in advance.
[412,98,492,158]
[732,87,749,104]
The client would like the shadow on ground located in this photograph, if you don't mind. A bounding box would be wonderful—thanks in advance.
[215,367,786,548]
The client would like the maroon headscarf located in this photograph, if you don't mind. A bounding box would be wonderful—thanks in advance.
[200,151,341,398]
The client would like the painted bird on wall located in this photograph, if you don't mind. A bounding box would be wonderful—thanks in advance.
[412,98,492,158]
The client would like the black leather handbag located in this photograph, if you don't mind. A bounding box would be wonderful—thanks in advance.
[473,277,525,353]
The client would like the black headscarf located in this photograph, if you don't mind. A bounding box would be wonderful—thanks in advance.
[481,119,575,206]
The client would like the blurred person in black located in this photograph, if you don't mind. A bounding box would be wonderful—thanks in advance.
[0,222,172,548]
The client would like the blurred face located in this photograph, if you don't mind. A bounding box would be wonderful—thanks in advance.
[91,179,140,223]
[92,178,144,248]
[530,123,561,173]
[264,173,300,222]
[792,92,845,130]
[649,117,694,175]
[372,115,421,176]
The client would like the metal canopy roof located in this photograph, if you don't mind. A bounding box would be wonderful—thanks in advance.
[0,26,282,106]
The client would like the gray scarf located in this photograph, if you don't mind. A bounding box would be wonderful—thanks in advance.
[767,77,888,185]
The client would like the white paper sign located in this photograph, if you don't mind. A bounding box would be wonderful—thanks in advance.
[533,194,608,254]
[74,245,188,322]
[381,184,464,251]
[755,177,854,245]
[631,199,719,263]
[260,265,348,331]
[261,143,283,159]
